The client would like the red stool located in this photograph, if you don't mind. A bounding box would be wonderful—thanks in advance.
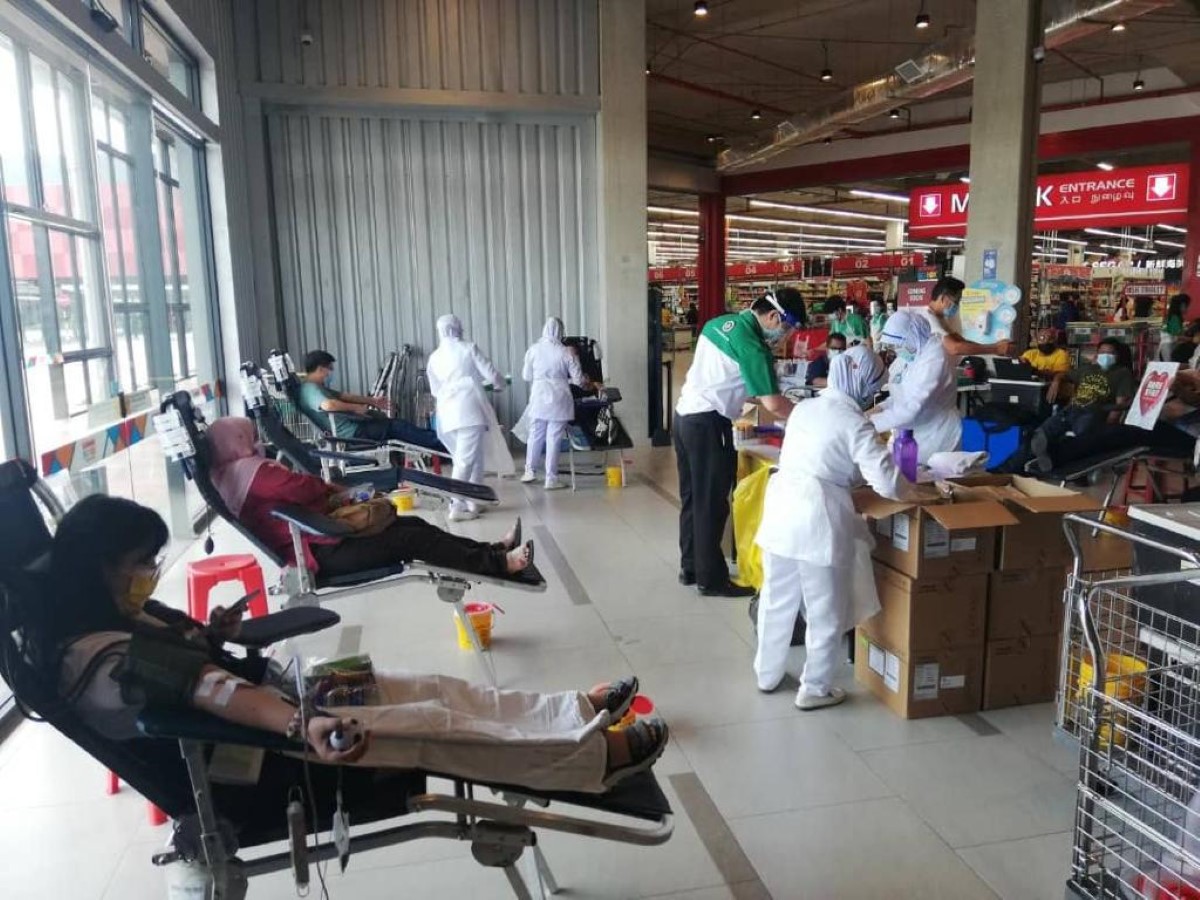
[105,772,169,825]
[186,554,268,624]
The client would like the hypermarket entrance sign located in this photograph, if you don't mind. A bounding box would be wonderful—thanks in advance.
[908,163,1189,236]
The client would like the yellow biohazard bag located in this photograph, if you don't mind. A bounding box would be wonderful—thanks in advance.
[732,465,772,590]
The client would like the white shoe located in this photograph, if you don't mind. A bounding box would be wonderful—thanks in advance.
[795,687,846,711]
[544,477,566,491]
[447,508,479,523]
[520,471,537,484]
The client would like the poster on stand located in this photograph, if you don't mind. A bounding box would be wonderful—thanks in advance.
[1125,361,1179,430]
[960,279,1022,344]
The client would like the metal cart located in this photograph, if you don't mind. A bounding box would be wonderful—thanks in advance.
[1058,512,1200,899]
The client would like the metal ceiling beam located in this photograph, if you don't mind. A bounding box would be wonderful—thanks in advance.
[649,73,792,116]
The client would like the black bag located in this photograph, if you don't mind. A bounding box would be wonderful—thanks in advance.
[748,595,807,646]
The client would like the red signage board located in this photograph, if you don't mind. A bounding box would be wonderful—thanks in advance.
[648,265,698,282]
[648,252,924,283]
[829,251,924,273]
[898,281,935,307]
[909,163,1189,236]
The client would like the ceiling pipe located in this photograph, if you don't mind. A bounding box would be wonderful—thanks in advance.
[717,0,1173,172]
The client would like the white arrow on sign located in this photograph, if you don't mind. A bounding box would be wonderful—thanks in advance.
[921,195,940,215]
[1150,175,1174,198]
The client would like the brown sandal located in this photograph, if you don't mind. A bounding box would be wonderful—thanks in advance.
[604,717,668,788]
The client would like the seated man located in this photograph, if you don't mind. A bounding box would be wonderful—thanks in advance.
[805,332,847,387]
[1002,338,1135,474]
[299,350,445,452]
[1019,328,1072,377]
[31,494,668,793]
[208,418,527,580]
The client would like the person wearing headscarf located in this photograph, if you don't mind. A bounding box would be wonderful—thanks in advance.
[426,314,510,521]
[520,317,585,490]
[871,308,962,463]
[206,417,532,578]
[754,345,923,709]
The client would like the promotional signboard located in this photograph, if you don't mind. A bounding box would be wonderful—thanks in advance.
[959,279,1022,344]
[909,163,1189,235]
[1125,362,1179,430]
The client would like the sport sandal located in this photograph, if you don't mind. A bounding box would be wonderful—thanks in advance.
[593,676,639,721]
[604,717,669,788]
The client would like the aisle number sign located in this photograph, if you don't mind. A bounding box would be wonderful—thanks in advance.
[909,163,1189,235]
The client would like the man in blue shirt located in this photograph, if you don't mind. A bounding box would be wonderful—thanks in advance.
[805,332,847,387]
[299,350,444,451]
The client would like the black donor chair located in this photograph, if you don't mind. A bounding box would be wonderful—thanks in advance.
[0,459,673,900]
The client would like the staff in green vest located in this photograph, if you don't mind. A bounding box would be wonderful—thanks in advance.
[674,289,804,598]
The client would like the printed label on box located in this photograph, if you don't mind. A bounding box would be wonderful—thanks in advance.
[884,652,901,693]
[892,515,910,552]
[924,520,949,559]
[868,643,885,677]
[876,515,893,538]
[913,662,940,700]
[950,536,977,554]
[939,674,966,689]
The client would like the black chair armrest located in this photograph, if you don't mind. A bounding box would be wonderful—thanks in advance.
[270,503,356,538]
[231,607,341,650]
[321,435,385,452]
[311,447,381,466]
[137,707,297,753]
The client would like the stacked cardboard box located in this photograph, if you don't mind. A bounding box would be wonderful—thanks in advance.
[854,490,1015,719]
[853,476,1099,718]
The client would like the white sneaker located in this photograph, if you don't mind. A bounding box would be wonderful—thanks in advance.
[447,508,479,523]
[520,471,537,484]
[544,477,566,491]
[795,687,846,711]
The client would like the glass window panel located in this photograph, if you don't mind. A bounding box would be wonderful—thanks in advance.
[112,155,137,283]
[108,105,127,153]
[55,70,88,222]
[47,228,81,352]
[8,217,48,358]
[157,176,176,289]
[114,311,132,389]
[91,97,108,146]
[142,14,197,101]
[72,237,107,351]
[97,151,123,300]
[168,304,182,375]
[29,55,68,216]
[62,359,88,413]
[129,311,149,389]
[0,37,33,207]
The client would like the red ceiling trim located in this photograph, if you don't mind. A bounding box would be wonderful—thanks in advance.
[721,115,1200,197]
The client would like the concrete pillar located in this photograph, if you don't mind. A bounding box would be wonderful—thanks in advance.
[698,194,726,324]
[885,221,905,251]
[964,0,1043,346]
[1183,139,1200,315]
[598,0,649,442]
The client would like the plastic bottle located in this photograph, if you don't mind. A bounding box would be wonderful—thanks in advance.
[893,429,919,482]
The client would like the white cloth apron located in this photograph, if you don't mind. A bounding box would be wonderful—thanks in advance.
[434,375,514,476]
[526,377,574,423]
[328,672,609,793]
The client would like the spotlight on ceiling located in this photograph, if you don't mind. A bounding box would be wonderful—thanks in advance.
[1096,161,1115,171]
[821,67,833,82]
[705,134,723,144]
[1134,77,1145,91]
[823,137,833,145]
[889,108,901,119]
[750,109,762,120]
[915,12,931,29]
[1111,21,1126,32]
[820,40,833,82]
[693,0,708,17]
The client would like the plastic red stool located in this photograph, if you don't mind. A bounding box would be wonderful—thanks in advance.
[106,772,167,824]
[106,770,120,795]
[186,554,268,624]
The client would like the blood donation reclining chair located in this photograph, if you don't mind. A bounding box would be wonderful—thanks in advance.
[240,363,497,523]
[265,350,452,473]
[0,460,674,900]
[156,391,543,685]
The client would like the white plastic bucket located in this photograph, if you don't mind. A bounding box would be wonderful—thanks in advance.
[164,860,210,899]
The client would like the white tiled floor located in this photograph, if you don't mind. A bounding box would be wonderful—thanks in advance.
[0,447,1083,900]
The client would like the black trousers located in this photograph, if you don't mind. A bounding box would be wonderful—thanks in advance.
[313,516,507,577]
[674,411,736,589]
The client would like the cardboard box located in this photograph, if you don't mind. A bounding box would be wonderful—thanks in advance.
[855,629,983,719]
[863,563,988,652]
[855,490,1016,580]
[987,568,1068,641]
[947,475,1101,571]
[1078,529,1133,572]
[982,635,1061,710]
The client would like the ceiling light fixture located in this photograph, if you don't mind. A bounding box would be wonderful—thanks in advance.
[960,176,971,184]
[750,198,907,224]
[693,1,708,17]
[915,0,930,29]
[1084,227,1153,243]
[725,213,885,234]
[1133,76,1145,91]
[1111,21,1126,32]
[647,205,699,217]
[820,41,833,82]
[706,134,722,143]
[750,109,762,120]
[849,189,910,204]
[1096,161,1115,171]
[889,108,901,119]
[823,137,833,145]
[1156,239,1187,249]
[1157,224,1187,233]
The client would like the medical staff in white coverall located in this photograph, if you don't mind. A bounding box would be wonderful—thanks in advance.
[754,345,922,709]
[871,308,962,464]
[427,314,511,521]
[521,316,584,490]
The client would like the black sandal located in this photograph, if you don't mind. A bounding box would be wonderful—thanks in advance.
[594,676,639,721]
[604,717,669,788]
[509,517,522,551]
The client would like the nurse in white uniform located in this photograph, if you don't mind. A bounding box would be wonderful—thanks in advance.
[755,345,920,709]
[521,316,584,490]
[427,314,511,521]
[871,308,962,464]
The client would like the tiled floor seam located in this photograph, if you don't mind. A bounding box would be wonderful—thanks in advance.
[952,827,1074,852]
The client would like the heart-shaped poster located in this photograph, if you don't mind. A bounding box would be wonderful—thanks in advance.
[1139,371,1170,416]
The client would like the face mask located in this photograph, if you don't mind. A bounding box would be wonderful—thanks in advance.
[898,349,916,364]
[1038,343,1056,354]
[325,372,335,388]
[118,565,160,616]
[827,349,843,360]
[1097,352,1117,370]
[943,301,959,318]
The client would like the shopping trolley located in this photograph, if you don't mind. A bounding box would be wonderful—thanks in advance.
[1059,512,1200,899]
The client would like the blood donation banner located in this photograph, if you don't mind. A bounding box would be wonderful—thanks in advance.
[909,163,1189,236]
[1125,361,1179,431]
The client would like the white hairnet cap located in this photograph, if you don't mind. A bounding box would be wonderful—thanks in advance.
[828,344,886,405]
[880,308,932,355]
[436,314,463,341]
[542,317,565,342]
